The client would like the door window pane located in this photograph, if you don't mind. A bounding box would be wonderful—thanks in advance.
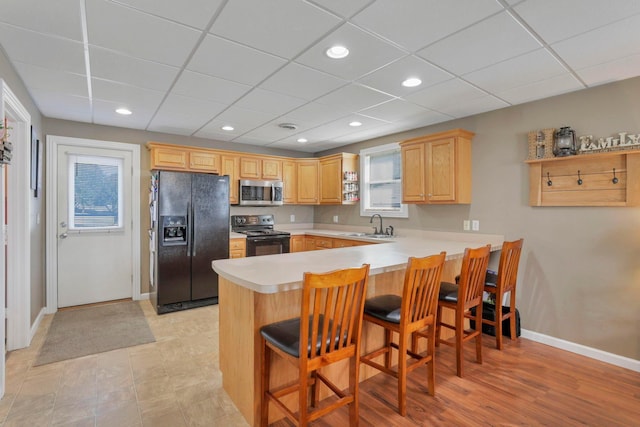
[68,155,123,230]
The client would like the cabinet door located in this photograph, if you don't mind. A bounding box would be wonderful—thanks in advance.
[304,236,316,251]
[401,143,426,202]
[221,155,240,205]
[297,160,319,204]
[151,146,187,170]
[282,160,297,204]
[189,150,220,172]
[290,235,304,253]
[427,137,456,202]
[239,157,261,179]
[262,159,282,180]
[229,238,246,258]
[319,157,342,204]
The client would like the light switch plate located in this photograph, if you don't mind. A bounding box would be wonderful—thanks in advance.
[472,220,480,231]
[333,215,339,223]
[290,214,295,222]
[463,220,470,231]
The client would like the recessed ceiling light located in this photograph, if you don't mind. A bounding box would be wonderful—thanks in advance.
[402,77,422,88]
[326,45,349,59]
[297,138,308,143]
[221,125,234,131]
[349,121,362,127]
[115,108,132,115]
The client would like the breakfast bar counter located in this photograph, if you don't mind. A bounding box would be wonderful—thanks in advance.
[212,231,503,426]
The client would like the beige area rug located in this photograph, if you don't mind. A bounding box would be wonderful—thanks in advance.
[34,301,156,366]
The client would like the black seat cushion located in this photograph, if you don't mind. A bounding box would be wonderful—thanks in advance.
[439,281,459,302]
[364,295,402,324]
[260,315,343,358]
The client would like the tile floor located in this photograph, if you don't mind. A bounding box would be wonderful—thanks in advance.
[0,300,249,427]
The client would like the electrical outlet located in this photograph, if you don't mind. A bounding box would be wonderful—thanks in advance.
[333,215,339,223]
[472,220,480,231]
[463,220,470,231]
[290,214,295,223]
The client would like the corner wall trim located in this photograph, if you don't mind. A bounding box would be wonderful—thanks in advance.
[521,329,639,373]
[138,293,150,300]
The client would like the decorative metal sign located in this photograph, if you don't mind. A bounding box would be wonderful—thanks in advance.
[578,132,640,154]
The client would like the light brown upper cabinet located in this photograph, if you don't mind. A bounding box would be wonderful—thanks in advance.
[282,160,297,204]
[319,153,358,205]
[239,156,282,180]
[149,143,220,173]
[221,154,240,205]
[399,129,474,204]
[296,159,319,204]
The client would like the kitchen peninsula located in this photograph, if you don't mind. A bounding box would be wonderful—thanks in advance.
[212,231,503,426]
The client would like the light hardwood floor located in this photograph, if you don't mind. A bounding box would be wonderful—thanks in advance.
[2,300,638,426]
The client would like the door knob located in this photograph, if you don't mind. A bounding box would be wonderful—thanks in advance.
[59,232,68,239]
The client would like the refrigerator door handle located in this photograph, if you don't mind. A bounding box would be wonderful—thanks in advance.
[186,202,192,257]
[191,202,197,257]
[271,184,275,202]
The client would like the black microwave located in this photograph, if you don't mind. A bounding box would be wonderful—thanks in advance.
[239,179,284,206]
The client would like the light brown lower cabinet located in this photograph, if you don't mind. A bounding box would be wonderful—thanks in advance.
[229,238,246,258]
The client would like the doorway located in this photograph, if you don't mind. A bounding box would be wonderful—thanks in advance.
[46,136,141,311]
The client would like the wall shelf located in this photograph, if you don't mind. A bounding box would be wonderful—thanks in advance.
[526,150,640,206]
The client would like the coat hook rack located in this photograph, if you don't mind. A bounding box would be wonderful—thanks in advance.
[547,172,552,186]
[612,168,619,184]
[577,170,583,185]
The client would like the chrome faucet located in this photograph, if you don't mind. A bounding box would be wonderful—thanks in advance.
[369,214,383,235]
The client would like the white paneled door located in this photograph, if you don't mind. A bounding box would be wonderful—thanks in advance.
[56,144,133,307]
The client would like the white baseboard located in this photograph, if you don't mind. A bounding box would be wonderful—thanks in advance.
[29,307,46,345]
[521,329,639,373]
[137,293,150,300]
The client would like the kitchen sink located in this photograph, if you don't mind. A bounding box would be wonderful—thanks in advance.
[341,232,393,239]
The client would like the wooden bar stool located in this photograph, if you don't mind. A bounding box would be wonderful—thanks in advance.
[436,245,491,377]
[483,238,524,350]
[259,264,370,427]
[360,252,446,416]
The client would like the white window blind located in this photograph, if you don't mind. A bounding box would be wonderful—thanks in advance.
[359,143,408,218]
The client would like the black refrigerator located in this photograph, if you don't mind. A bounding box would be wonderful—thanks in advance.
[150,170,229,314]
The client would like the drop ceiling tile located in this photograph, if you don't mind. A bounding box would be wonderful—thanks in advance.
[406,78,488,110]
[417,12,541,75]
[514,0,640,44]
[359,99,450,123]
[211,106,277,133]
[551,14,640,71]
[13,62,87,97]
[239,121,314,142]
[193,120,240,141]
[0,24,85,73]
[234,88,307,116]
[308,0,373,18]
[284,102,351,128]
[295,23,406,81]
[0,0,83,41]
[187,34,287,85]
[210,0,341,59]
[28,89,92,122]
[576,53,640,87]
[330,122,400,144]
[259,63,347,101]
[314,84,394,115]
[171,70,251,104]
[294,113,390,144]
[111,0,224,29]
[86,0,201,67]
[266,140,318,153]
[357,55,453,97]
[147,93,227,135]
[352,0,502,51]
[436,94,509,118]
[91,79,165,110]
[92,98,156,130]
[89,46,180,92]
[495,73,585,105]
[464,48,568,93]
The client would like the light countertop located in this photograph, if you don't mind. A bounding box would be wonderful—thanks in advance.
[215,227,503,294]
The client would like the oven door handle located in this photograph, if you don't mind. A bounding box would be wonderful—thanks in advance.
[250,236,289,242]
